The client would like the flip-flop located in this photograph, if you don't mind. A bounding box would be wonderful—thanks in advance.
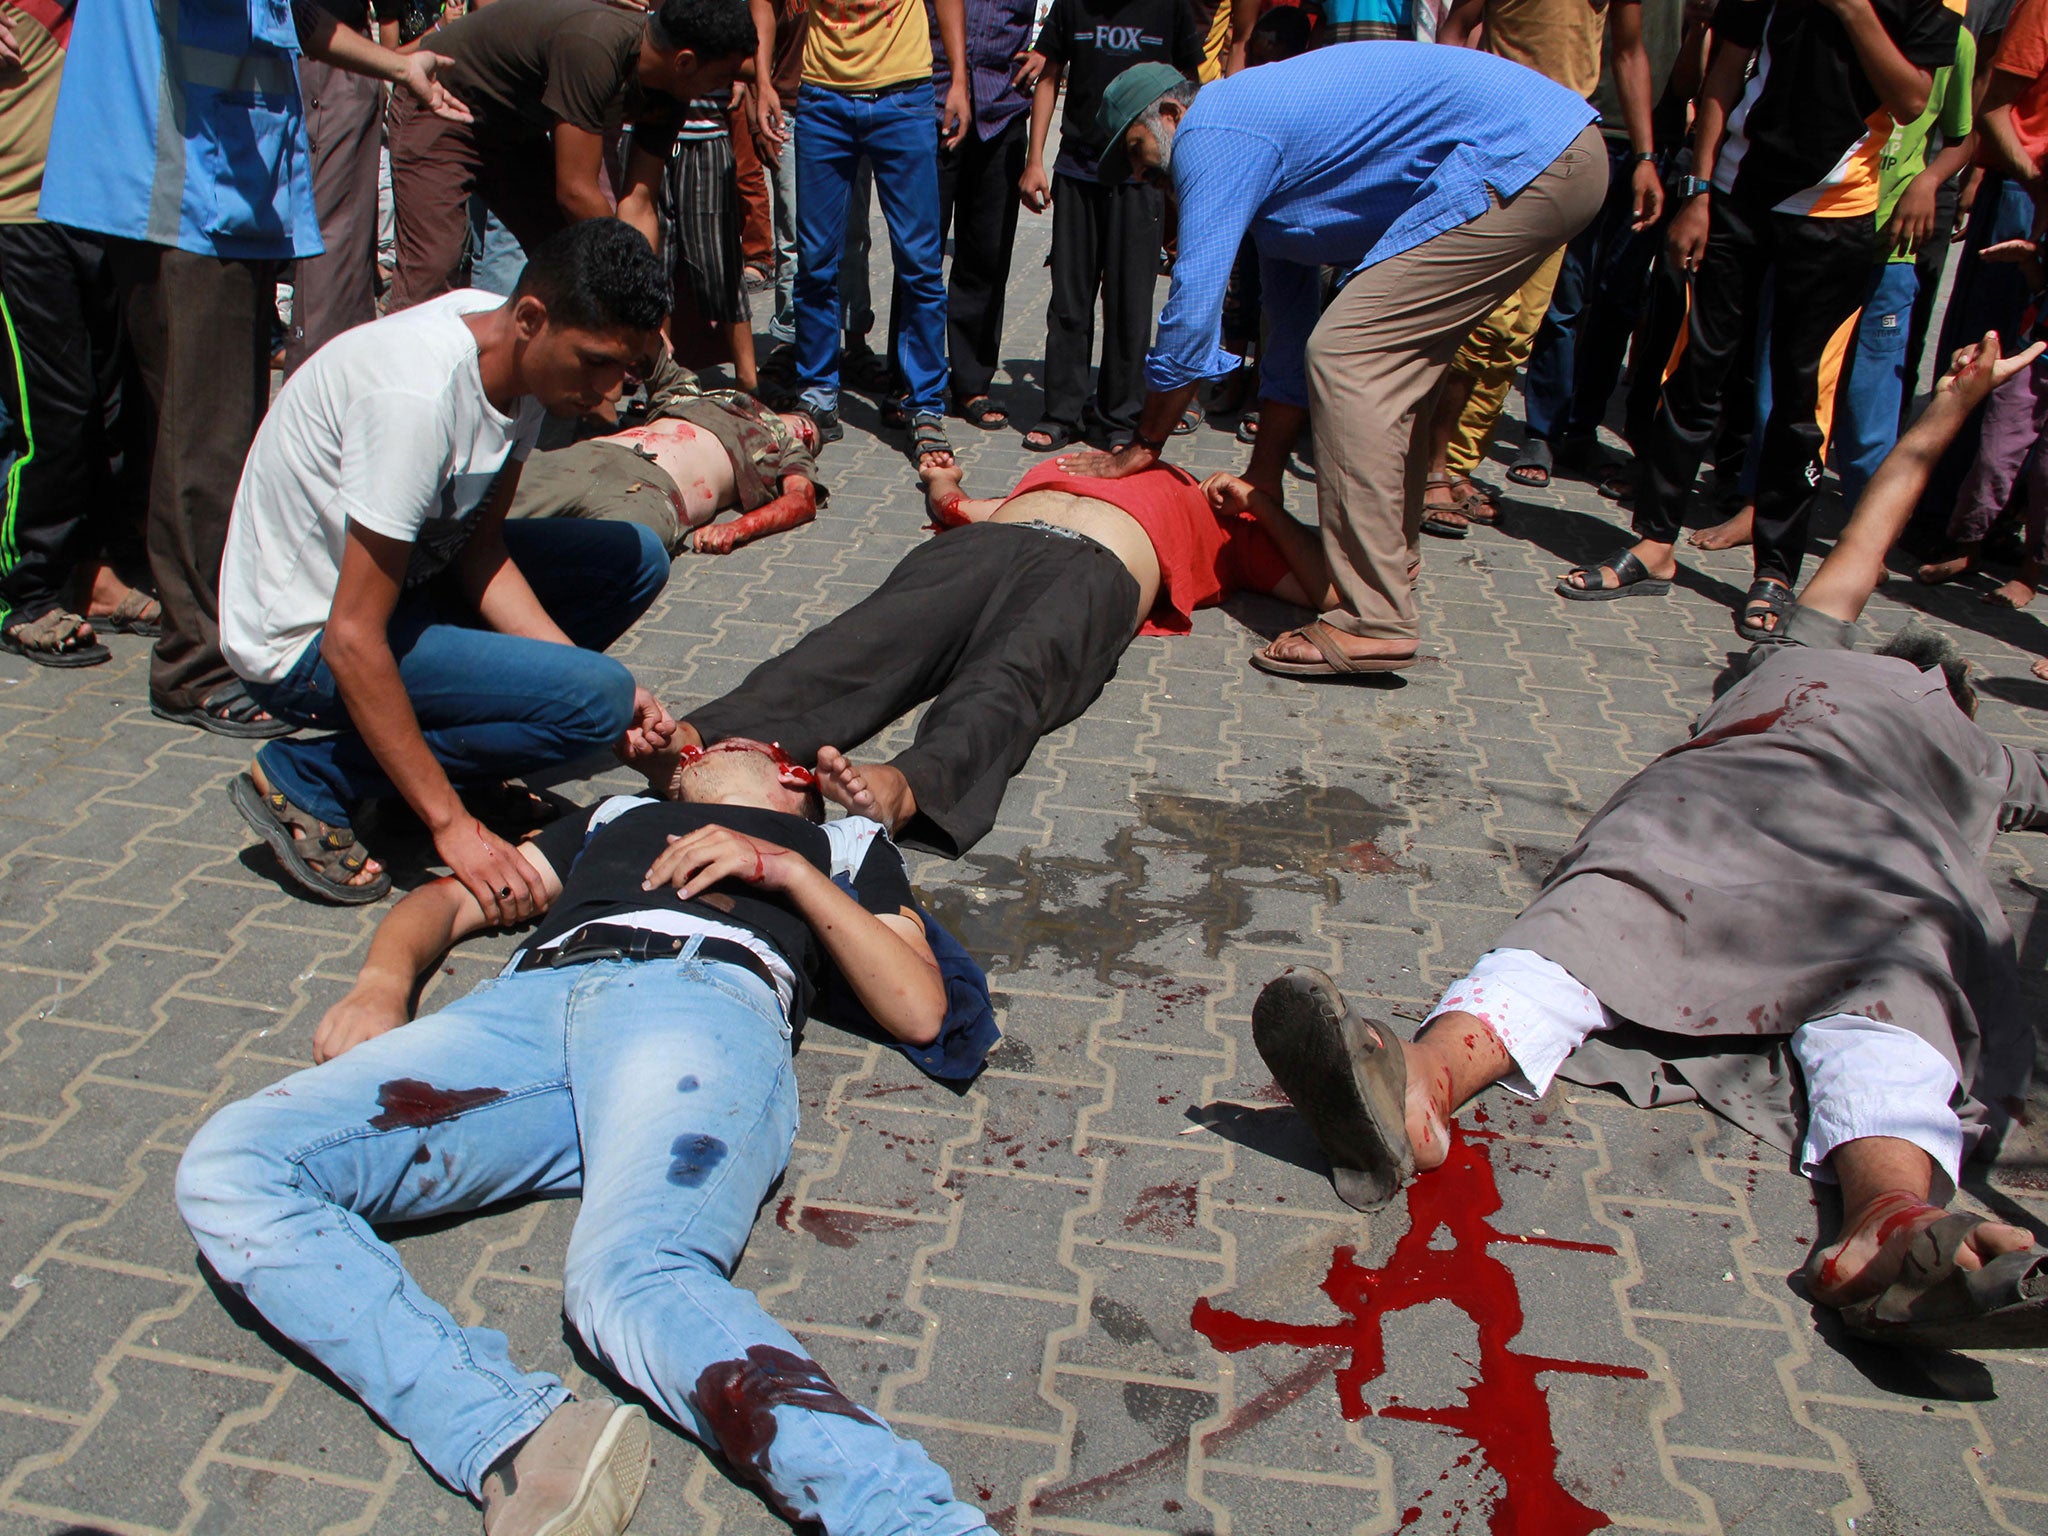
[1,609,110,668]
[1507,439,1553,488]
[1838,1214,2048,1350]
[1558,549,1672,602]
[1252,968,1415,1210]
[1250,621,1416,680]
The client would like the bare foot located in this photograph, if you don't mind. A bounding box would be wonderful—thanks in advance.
[814,746,917,831]
[1688,506,1754,550]
[1401,1040,1455,1173]
[1986,559,2040,608]
[1915,543,1981,585]
[2033,657,2048,682]
[249,761,384,886]
[1807,1191,2034,1307]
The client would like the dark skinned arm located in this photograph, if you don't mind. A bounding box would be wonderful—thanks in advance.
[325,522,553,926]
[1667,35,1752,269]
[1198,472,1337,609]
[616,141,668,253]
[934,0,970,147]
[1799,332,2044,622]
[293,0,472,118]
[1609,0,1664,227]
[1814,0,1933,124]
[552,122,619,224]
[1437,0,1484,48]
[1979,66,2041,181]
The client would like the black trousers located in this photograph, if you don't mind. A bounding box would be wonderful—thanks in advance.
[883,115,1029,402]
[686,522,1141,857]
[0,223,150,629]
[1634,193,1875,584]
[110,239,276,709]
[1040,172,1164,432]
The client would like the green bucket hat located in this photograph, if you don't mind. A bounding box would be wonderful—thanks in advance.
[1094,61,1191,186]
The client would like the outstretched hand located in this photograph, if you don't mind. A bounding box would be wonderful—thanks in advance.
[642,826,809,898]
[403,51,472,124]
[1938,330,2046,412]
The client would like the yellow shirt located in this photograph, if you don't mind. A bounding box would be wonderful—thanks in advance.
[802,0,934,91]
[1485,0,1608,100]
[0,6,66,226]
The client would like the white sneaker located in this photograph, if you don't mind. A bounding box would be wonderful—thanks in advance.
[480,1399,651,1536]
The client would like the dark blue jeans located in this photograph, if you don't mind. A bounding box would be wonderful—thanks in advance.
[792,81,947,416]
[1523,139,1665,447]
[248,519,669,825]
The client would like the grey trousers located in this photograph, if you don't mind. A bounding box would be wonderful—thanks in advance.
[1310,125,1607,642]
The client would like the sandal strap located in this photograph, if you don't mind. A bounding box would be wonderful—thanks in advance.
[1607,550,1654,587]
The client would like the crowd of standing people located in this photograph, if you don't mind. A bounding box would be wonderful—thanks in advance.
[5,0,2048,1530]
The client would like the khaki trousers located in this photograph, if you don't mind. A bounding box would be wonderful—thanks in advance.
[1310,125,1606,642]
[1443,245,1567,476]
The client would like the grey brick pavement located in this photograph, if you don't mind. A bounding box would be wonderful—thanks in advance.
[3,196,2048,1536]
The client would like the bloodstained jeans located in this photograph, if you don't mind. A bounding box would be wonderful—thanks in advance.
[175,947,995,1533]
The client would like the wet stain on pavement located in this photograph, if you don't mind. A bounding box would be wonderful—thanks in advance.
[923,775,1407,981]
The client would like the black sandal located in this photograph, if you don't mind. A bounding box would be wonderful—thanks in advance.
[229,773,392,904]
[957,395,1008,430]
[1023,420,1077,452]
[1736,577,1795,641]
[880,396,913,431]
[1507,439,1553,488]
[1557,548,1673,602]
[152,679,295,738]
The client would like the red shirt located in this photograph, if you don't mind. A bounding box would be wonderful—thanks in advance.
[1994,0,2048,171]
[1008,461,1292,636]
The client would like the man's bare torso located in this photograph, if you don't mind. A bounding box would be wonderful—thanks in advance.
[604,419,741,529]
[990,490,1163,626]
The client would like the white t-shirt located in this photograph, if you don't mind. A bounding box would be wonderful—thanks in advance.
[220,290,549,684]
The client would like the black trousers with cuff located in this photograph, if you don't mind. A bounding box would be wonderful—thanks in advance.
[686,521,1141,857]
[1632,192,1876,586]
[1039,173,1164,434]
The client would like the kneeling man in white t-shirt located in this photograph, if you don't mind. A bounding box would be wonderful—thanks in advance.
[220,219,679,913]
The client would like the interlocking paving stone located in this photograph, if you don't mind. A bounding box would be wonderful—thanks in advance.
[2,191,2047,1536]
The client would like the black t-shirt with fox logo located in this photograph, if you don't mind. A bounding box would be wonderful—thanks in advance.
[1031,0,1203,180]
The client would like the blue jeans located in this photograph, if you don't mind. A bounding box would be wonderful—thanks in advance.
[247,519,669,825]
[793,82,946,415]
[467,198,527,296]
[1523,140,1663,445]
[175,948,994,1532]
[1830,260,1919,512]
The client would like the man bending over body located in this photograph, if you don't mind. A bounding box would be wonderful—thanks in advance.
[1256,334,2048,1350]
[221,221,678,913]
[508,355,825,555]
[177,739,998,1536]
[668,457,1338,857]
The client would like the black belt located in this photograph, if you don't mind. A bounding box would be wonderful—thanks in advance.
[816,77,929,101]
[514,923,778,994]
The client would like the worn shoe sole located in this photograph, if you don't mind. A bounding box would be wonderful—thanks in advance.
[1252,968,1415,1210]
[531,1403,651,1536]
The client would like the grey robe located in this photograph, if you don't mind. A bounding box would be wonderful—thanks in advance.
[1498,644,2047,1161]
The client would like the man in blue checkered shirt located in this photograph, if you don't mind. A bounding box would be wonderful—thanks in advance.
[1057,43,1604,680]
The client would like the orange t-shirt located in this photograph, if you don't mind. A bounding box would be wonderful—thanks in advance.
[1007,461,1292,636]
[1994,0,2048,169]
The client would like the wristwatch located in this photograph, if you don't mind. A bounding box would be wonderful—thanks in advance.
[1679,174,1713,200]
[1127,427,1169,455]
[1631,150,1658,165]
